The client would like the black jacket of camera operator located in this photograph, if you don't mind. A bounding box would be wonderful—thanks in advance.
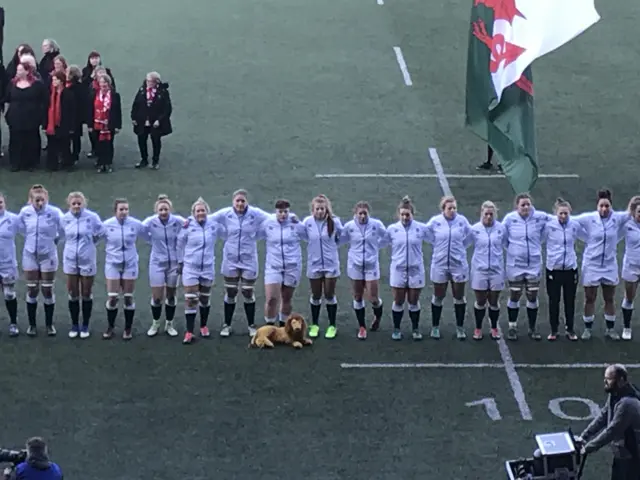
[582,383,640,459]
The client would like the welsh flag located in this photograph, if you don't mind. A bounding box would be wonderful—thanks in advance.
[465,0,600,193]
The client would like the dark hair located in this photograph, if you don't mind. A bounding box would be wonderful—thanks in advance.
[611,364,628,382]
[353,201,370,213]
[52,70,66,84]
[113,198,128,211]
[26,437,48,460]
[597,189,612,203]
[275,199,290,210]
[398,195,414,214]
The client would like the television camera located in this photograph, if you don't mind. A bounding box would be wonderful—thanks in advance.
[505,431,587,479]
[0,449,26,466]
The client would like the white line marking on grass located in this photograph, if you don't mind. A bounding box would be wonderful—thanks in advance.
[315,173,579,179]
[429,146,533,421]
[393,47,412,86]
[377,0,384,5]
[340,362,640,369]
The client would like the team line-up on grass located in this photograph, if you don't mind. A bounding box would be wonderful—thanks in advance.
[1,184,640,345]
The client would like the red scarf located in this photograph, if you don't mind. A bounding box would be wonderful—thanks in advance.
[92,78,99,92]
[146,87,156,105]
[46,84,63,135]
[93,89,112,141]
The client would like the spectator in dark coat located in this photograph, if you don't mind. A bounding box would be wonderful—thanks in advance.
[5,43,36,82]
[44,71,76,170]
[87,74,121,173]
[66,65,85,164]
[4,58,47,171]
[131,71,173,169]
[38,38,60,85]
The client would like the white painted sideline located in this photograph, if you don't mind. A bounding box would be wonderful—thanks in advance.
[428,146,534,421]
[377,0,384,5]
[341,362,640,369]
[315,173,580,179]
[392,47,412,86]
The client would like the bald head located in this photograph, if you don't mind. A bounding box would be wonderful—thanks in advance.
[604,364,628,393]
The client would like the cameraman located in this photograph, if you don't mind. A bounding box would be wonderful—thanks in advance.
[578,364,640,480]
[8,438,62,480]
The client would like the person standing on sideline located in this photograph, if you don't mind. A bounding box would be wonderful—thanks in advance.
[578,364,640,480]
[65,65,85,165]
[83,60,116,160]
[61,192,103,338]
[502,194,548,341]
[544,198,585,341]
[13,437,63,480]
[38,39,60,85]
[0,193,22,336]
[385,196,430,341]
[620,196,640,341]
[467,201,507,340]
[5,60,47,172]
[425,196,472,340]
[475,145,503,173]
[87,74,121,173]
[143,195,184,337]
[573,189,631,340]
[303,195,343,339]
[44,71,76,171]
[100,199,148,340]
[340,201,387,340]
[131,72,172,169]
[177,198,224,344]
[259,200,307,328]
[209,190,269,338]
[18,185,64,336]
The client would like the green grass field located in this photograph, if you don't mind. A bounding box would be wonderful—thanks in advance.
[1,0,639,478]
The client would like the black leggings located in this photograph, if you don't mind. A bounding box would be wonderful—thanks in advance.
[9,129,40,170]
[546,268,578,333]
[611,458,640,480]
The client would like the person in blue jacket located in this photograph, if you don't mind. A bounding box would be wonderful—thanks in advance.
[12,437,62,480]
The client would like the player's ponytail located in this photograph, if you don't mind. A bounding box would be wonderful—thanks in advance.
[311,195,335,237]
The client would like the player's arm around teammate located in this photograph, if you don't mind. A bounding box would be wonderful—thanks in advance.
[502,193,548,341]
[572,189,632,340]
[386,196,430,341]
[424,196,472,340]
[18,184,65,337]
[543,198,584,342]
[468,201,506,341]
[339,201,386,340]
[0,193,22,336]
[177,198,223,344]
[304,195,343,340]
[101,198,149,340]
[618,196,640,341]
[143,195,184,338]
[61,191,104,339]
[209,189,270,338]
[259,200,306,327]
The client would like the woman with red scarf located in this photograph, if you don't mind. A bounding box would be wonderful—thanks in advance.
[87,74,121,173]
[4,60,47,171]
[44,71,76,170]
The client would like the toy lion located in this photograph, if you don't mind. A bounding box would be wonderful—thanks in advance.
[249,313,313,349]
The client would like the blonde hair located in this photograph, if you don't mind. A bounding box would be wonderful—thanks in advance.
[311,195,335,236]
[628,196,640,215]
[67,191,87,207]
[191,197,210,216]
[19,54,37,70]
[480,200,497,215]
[554,197,571,213]
[97,73,112,87]
[28,184,48,203]
[155,194,173,212]
[353,201,370,213]
[439,195,456,211]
